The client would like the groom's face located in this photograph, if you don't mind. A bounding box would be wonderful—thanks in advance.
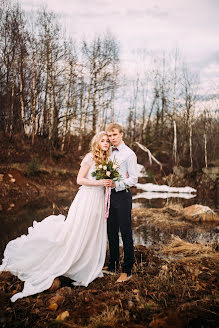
[107,128,123,147]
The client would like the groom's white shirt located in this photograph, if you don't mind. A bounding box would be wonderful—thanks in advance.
[109,141,138,192]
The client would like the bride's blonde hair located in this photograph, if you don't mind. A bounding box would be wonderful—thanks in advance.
[91,131,110,165]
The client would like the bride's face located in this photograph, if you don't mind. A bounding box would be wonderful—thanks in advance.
[99,135,110,151]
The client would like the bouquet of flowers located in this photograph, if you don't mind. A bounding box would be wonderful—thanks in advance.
[91,159,122,182]
[91,159,122,219]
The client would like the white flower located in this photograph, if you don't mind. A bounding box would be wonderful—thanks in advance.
[106,171,111,177]
[98,164,103,169]
[113,164,118,169]
[103,165,107,170]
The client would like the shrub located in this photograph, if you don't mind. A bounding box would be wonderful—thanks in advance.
[146,168,154,182]
[27,158,41,176]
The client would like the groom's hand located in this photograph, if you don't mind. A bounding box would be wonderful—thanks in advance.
[102,179,111,187]
[109,180,116,188]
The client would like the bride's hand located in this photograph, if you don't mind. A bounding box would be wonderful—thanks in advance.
[105,180,115,188]
[99,179,112,187]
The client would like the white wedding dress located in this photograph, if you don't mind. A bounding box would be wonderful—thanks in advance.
[0,153,107,302]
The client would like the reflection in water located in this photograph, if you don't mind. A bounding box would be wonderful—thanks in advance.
[0,193,76,261]
[133,191,196,200]
[132,196,198,209]
[132,222,219,247]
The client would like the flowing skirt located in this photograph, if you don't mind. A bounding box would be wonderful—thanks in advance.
[0,185,107,302]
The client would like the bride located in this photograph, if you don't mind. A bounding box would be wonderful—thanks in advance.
[0,131,112,302]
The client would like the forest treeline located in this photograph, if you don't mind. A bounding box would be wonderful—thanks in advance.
[0,0,218,170]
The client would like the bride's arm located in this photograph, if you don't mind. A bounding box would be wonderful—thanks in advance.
[77,163,111,187]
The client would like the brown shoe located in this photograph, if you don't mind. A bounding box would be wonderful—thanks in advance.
[116,273,132,283]
[102,264,119,275]
[102,269,116,275]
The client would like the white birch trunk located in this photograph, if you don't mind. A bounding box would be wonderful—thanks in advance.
[61,54,68,151]
[97,90,102,133]
[110,85,115,123]
[48,55,54,140]
[31,52,36,145]
[189,122,193,168]
[135,142,162,170]
[204,132,208,168]
[19,60,26,134]
[78,78,92,151]
[173,120,177,164]
[9,61,15,137]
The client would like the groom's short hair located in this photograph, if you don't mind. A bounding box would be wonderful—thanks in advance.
[106,123,123,133]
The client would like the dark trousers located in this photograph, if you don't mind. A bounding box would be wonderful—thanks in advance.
[107,189,134,274]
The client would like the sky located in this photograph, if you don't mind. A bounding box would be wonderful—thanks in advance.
[18,0,219,111]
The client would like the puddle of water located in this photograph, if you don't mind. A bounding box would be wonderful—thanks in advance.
[0,193,75,260]
[132,197,198,209]
[131,189,219,247]
[132,220,219,247]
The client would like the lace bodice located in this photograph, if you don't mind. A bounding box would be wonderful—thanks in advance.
[80,153,97,182]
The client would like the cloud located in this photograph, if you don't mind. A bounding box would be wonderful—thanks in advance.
[209,51,219,64]
[126,6,168,18]
[17,0,219,98]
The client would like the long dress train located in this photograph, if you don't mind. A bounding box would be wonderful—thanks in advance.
[0,153,107,302]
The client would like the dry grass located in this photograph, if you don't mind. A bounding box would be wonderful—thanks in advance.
[160,236,218,261]
[88,305,125,328]
[185,212,219,222]
[132,205,190,231]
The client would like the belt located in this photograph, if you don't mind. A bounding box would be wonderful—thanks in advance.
[111,189,129,193]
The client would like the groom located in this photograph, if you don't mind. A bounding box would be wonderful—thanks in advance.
[106,123,138,282]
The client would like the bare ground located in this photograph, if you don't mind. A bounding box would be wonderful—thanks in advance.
[0,239,218,328]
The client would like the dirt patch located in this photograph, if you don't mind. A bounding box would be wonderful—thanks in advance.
[0,168,39,211]
[0,166,78,213]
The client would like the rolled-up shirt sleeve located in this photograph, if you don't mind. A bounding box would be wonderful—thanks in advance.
[115,153,138,191]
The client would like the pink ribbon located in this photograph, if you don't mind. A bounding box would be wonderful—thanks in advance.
[105,186,111,219]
